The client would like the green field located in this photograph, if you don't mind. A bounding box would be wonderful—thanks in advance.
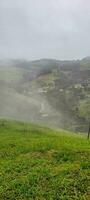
[0,120,90,200]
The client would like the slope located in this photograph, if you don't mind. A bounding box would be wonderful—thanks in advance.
[0,120,90,200]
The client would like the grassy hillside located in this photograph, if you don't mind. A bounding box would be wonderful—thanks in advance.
[0,120,90,200]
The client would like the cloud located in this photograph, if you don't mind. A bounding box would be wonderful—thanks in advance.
[0,0,90,60]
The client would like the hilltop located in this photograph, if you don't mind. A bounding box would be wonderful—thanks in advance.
[0,120,90,199]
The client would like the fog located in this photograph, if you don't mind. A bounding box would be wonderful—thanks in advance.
[0,1,90,132]
[0,64,63,128]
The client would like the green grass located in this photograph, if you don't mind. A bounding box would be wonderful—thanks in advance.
[0,120,90,200]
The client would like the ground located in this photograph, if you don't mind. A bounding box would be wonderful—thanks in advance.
[0,120,90,200]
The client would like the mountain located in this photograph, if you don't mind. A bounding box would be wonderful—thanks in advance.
[0,57,90,132]
[82,56,90,61]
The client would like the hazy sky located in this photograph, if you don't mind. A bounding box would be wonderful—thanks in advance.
[0,0,90,60]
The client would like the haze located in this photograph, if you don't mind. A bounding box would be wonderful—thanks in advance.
[0,0,90,60]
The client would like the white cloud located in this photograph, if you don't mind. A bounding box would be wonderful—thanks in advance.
[0,0,90,59]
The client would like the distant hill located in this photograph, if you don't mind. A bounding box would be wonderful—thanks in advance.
[82,56,90,61]
[0,57,90,132]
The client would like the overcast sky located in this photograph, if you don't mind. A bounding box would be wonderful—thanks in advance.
[0,0,90,60]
